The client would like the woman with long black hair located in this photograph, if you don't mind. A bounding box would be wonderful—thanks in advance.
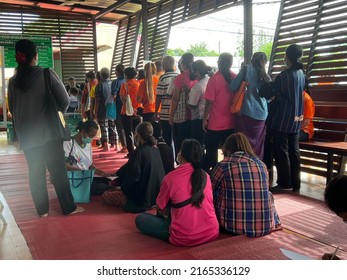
[230,52,271,160]
[8,39,82,217]
[202,52,236,172]
[135,139,219,246]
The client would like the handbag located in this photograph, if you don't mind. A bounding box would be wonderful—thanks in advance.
[44,68,71,141]
[106,101,116,120]
[67,169,95,203]
[230,66,248,114]
[125,95,134,116]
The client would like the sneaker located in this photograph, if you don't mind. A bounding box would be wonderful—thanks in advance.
[39,213,48,218]
[68,206,84,215]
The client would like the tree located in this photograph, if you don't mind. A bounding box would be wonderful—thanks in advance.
[234,29,273,59]
[186,42,219,56]
[166,48,185,56]
[166,41,219,57]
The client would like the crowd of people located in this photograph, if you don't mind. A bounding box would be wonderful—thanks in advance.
[13,38,343,252]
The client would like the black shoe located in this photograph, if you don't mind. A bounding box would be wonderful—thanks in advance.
[292,188,300,193]
[270,185,292,193]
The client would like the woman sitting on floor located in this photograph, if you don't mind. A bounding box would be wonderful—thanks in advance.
[211,132,281,237]
[64,120,115,196]
[102,122,165,213]
[135,139,219,246]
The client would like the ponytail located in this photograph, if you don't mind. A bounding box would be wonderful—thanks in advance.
[190,162,206,207]
[217,53,233,83]
[145,62,156,103]
[180,139,206,207]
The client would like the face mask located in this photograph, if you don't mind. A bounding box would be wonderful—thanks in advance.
[82,137,93,144]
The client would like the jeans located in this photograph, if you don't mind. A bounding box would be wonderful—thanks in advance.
[23,141,76,215]
[203,128,234,172]
[135,212,170,242]
[272,130,301,190]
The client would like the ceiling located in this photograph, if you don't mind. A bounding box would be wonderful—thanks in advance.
[0,0,162,23]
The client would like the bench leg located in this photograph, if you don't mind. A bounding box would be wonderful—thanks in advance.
[327,153,334,185]
[339,156,347,175]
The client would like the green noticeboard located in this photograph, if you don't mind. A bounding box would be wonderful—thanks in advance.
[0,34,53,68]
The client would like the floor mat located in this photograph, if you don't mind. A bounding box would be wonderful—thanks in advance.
[1,152,346,259]
[273,193,347,252]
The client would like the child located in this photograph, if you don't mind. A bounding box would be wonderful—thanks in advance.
[67,87,80,112]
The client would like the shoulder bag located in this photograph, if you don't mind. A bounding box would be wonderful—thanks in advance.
[124,83,134,116]
[44,68,71,141]
[230,65,248,114]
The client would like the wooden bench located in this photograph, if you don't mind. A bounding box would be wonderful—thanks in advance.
[299,117,347,184]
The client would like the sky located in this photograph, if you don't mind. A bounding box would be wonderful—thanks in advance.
[167,2,281,57]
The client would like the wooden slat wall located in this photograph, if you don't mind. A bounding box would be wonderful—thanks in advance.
[269,0,347,104]
[113,0,242,71]
[0,3,96,85]
[110,13,141,76]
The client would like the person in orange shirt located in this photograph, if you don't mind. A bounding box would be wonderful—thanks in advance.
[137,62,159,123]
[119,67,140,157]
[299,86,315,142]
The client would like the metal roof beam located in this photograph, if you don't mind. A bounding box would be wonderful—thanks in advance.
[94,0,132,20]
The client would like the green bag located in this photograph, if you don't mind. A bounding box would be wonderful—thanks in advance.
[68,170,95,203]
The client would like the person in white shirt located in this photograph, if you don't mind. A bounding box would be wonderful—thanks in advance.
[64,120,115,195]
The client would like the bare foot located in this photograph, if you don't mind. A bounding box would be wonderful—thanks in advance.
[68,206,84,215]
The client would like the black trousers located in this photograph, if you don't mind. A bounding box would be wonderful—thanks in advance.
[191,119,205,147]
[23,141,76,215]
[121,114,141,155]
[173,120,191,157]
[203,128,234,172]
[272,130,301,190]
[160,120,173,147]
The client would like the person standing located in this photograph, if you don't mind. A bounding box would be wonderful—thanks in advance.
[119,67,141,157]
[155,55,178,150]
[230,52,270,160]
[169,53,197,157]
[137,62,159,123]
[203,52,236,172]
[188,60,211,147]
[270,44,305,193]
[94,67,118,151]
[111,64,127,152]
[8,39,83,216]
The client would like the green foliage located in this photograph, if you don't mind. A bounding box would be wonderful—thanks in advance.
[166,48,185,56]
[258,41,273,60]
[166,41,219,57]
[234,29,273,59]
[186,42,219,56]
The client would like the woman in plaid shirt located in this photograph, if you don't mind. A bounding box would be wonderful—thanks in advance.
[211,132,281,237]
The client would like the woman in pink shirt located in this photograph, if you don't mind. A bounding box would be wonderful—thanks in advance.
[135,139,219,246]
[203,52,236,172]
